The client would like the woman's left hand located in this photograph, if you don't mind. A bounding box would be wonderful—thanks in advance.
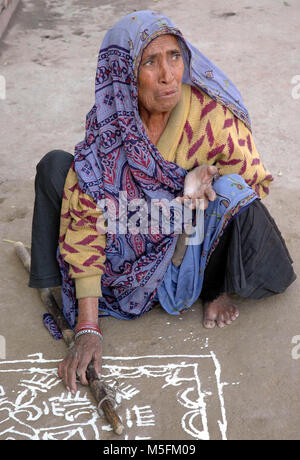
[176,165,219,210]
[58,334,102,394]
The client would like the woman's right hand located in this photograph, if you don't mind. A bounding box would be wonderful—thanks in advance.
[58,333,102,394]
[176,165,219,210]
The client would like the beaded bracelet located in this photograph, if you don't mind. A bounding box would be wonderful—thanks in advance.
[74,329,103,341]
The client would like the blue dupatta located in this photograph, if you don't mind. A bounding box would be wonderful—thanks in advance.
[57,11,256,326]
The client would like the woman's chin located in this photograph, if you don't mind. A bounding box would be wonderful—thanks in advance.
[155,95,181,113]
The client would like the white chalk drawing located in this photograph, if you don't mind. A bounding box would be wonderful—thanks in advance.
[0,75,6,100]
[291,335,300,360]
[291,75,300,100]
[0,335,5,359]
[0,351,239,440]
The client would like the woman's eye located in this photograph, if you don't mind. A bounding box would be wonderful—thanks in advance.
[144,59,153,66]
[172,53,181,60]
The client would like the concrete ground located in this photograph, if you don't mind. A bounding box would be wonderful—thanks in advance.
[0,0,299,441]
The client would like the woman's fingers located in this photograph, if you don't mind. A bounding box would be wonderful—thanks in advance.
[93,348,103,377]
[175,195,192,205]
[190,197,208,210]
[178,166,220,207]
[207,165,218,177]
[67,356,80,393]
[58,353,79,394]
[77,357,90,386]
[58,335,103,393]
[76,337,101,385]
[176,188,215,209]
[206,185,217,202]
[176,195,208,209]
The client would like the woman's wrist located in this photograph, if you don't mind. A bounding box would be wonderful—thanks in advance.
[77,297,99,325]
[74,328,103,341]
[76,297,102,339]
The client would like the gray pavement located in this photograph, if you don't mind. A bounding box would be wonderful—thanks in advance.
[0,0,299,440]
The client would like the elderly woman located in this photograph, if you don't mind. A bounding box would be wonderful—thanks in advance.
[29,11,296,393]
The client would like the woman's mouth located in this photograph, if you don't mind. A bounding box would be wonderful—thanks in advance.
[157,89,177,98]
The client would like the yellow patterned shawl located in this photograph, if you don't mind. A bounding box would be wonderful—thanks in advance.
[59,84,273,298]
[157,84,273,198]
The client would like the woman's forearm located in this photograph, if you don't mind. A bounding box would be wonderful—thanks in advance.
[77,297,99,325]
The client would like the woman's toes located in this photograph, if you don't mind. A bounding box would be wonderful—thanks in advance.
[217,313,226,328]
[203,319,216,329]
[228,305,238,319]
[232,307,239,320]
[217,320,226,328]
[203,297,239,329]
[224,315,233,325]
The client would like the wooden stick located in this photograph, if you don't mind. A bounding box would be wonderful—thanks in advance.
[14,241,124,435]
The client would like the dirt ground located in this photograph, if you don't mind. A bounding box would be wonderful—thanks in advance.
[0,0,299,441]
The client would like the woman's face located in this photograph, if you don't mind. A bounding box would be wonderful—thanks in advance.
[138,34,185,115]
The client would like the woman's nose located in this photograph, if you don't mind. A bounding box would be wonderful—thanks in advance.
[159,60,174,84]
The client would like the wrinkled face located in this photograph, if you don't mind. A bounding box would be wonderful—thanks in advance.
[137,34,185,115]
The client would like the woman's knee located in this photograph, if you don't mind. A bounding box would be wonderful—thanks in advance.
[37,150,73,173]
[36,150,73,182]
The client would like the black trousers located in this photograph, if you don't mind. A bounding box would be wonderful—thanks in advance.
[29,150,73,289]
[29,150,296,302]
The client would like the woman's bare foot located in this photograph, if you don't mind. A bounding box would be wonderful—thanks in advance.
[203,293,239,329]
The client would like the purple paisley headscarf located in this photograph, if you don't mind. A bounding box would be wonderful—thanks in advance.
[58,10,252,324]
